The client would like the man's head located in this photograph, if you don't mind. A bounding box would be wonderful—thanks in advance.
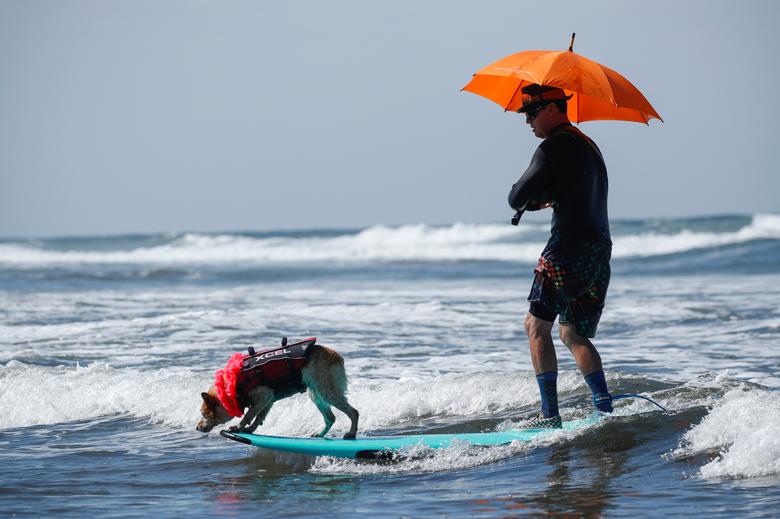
[517,84,571,138]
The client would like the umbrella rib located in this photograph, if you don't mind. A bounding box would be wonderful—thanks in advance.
[504,79,526,112]
[593,64,618,107]
[507,51,564,110]
[576,89,580,124]
[596,63,661,121]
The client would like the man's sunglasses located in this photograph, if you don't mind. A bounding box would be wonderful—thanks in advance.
[524,102,551,120]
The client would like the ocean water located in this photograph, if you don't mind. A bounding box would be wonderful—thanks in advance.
[1,213,779,517]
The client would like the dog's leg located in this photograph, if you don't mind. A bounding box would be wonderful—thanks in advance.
[309,392,336,437]
[302,345,360,439]
[245,401,273,433]
[328,395,360,440]
[233,387,275,433]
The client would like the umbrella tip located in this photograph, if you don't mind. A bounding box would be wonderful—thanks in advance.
[568,32,576,52]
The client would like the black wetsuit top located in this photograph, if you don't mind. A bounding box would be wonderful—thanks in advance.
[508,123,611,243]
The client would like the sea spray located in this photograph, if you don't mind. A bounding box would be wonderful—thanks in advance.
[672,387,780,479]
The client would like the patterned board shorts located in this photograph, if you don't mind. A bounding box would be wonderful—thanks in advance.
[527,239,612,338]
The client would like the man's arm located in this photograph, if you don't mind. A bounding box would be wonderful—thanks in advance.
[508,146,553,211]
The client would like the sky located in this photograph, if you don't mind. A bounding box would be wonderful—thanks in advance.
[1,0,778,237]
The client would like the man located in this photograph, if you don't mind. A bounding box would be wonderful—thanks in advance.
[508,84,613,428]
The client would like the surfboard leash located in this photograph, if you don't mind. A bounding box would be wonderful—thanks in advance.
[611,393,668,412]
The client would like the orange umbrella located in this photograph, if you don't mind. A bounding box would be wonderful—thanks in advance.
[462,34,662,124]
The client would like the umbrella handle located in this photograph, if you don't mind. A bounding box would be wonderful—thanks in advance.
[568,32,576,52]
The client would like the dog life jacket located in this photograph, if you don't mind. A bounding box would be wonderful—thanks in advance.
[229,337,316,410]
[214,337,316,417]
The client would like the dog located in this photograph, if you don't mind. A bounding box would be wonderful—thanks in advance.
[196,338,359,439]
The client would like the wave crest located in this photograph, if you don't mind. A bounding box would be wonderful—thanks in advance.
[671,387,780,479]
[0,214,777,266]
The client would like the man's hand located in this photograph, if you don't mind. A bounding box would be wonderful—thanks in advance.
[526,188,554,211]
[526,202,553,211]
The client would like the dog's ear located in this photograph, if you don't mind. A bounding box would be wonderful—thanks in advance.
[201,392,211,403]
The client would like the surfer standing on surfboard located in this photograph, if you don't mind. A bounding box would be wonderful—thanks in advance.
[508,84,613,429]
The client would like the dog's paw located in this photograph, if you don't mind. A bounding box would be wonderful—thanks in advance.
[343,431,357,440]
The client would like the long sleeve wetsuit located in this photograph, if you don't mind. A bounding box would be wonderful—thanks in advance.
[508,123,611,243]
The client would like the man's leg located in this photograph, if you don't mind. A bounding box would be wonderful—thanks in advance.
[525,313,560,420]
[558,323,602,374]
[559,324,612,412]
[525,313,557,374]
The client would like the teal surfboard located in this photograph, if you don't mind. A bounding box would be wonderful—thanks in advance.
[219,417,600,459]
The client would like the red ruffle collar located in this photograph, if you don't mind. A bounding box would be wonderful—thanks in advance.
[214,353,245,418]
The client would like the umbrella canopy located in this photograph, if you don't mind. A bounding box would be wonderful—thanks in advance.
[462,36,662,124]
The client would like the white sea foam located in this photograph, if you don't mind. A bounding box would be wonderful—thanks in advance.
[0,223,540,265]
[672,387,780,479]
[0,361,583,433]
[613,213,780,257]
[310,439,530,475]
[0,214,776,266]
[344,370,585,429]
[2,273,778,387]
[0,361,206,430]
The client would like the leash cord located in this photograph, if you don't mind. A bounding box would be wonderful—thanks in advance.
[611,393,668,412]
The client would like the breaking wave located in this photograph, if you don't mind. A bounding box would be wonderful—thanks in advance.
[671,387,780,480]
[0,361,648,433]
[0,214,777,266]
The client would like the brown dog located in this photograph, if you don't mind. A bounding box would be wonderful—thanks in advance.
[196,339,359,439]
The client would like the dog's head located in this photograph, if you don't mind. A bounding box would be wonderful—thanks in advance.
[196,391,232,433]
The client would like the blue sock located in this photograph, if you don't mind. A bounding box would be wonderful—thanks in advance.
[584,370,613,413]
[536,372,559,418]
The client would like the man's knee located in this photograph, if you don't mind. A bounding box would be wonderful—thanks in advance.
[559,323,585,348]
[525,312,553,340]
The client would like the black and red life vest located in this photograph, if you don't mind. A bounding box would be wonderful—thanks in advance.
[234,337,316,406]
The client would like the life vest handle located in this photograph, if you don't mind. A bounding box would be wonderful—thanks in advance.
[247,337,287,356]
[246,336,315,359]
